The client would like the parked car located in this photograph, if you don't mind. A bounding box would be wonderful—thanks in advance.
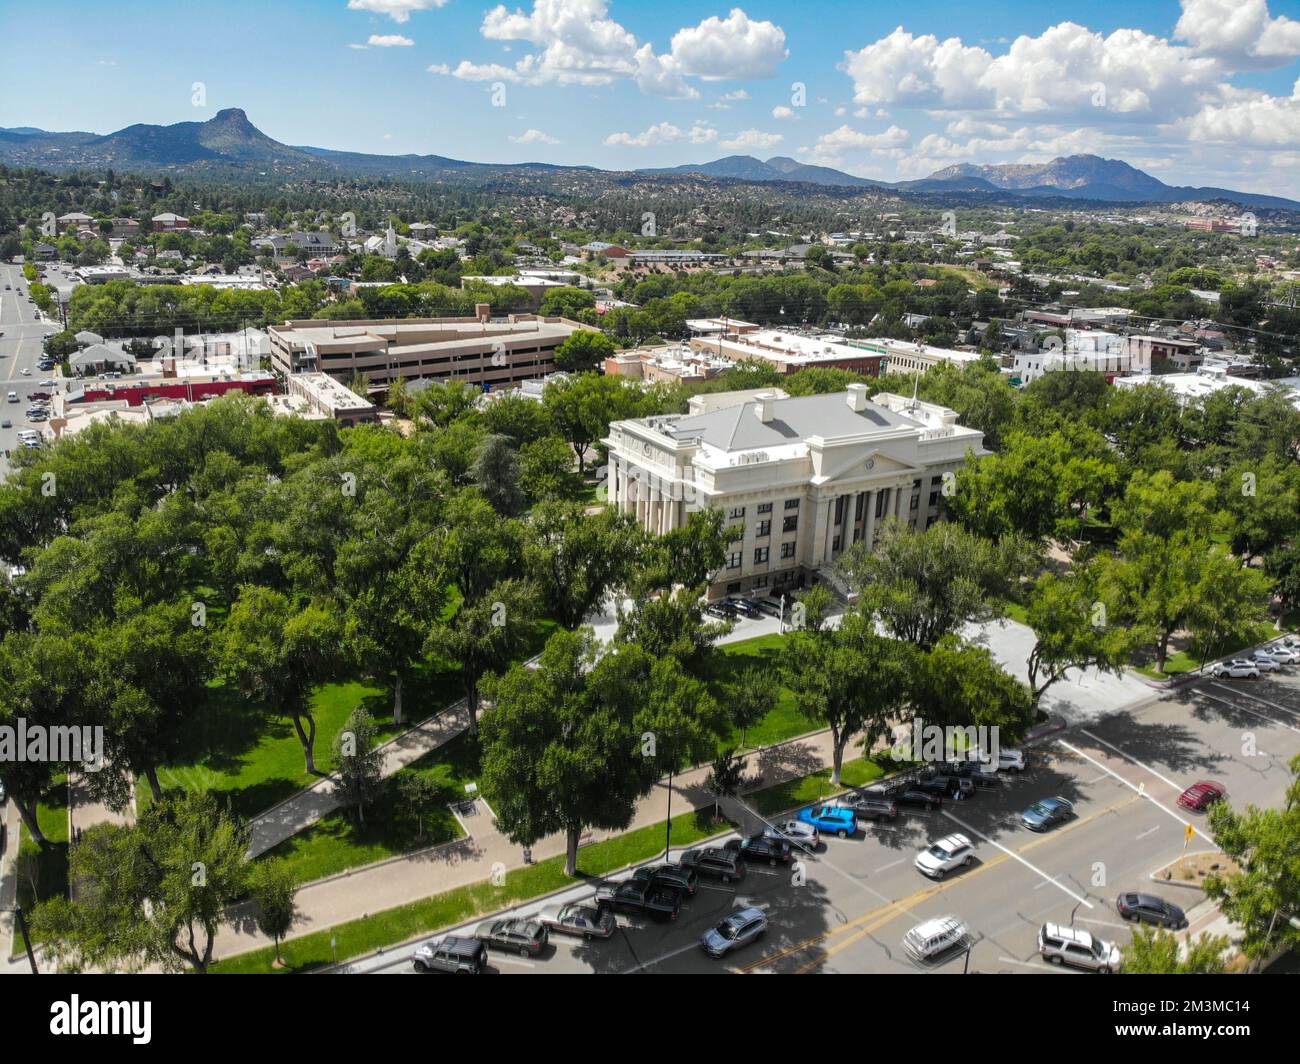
[833,792,898,821]
[6,392,17,403]
[903,916,969,961]
[0,420,9,429]
[753,598,784,619]
[1263,644,1298,665]
[797,804,858,838]
[1038,922,1121,973]
[412,935,487,973]
[631,862,698,897]
[1116,893,1187,929]
[725,833,793,866]
[1212,659,1260,679]
[914,834,976,879]
[701,906,768,958]
[890,787,944,812]
[1021,796,1074,831]
[764,818,818,849]
[537,903,616,940]
[989,748,1027,772]
[705,603,737,620]
[723,597,764,619]
[1250,652,1281,672]
[917,772,975,799]
[678,846,746,883]
[594,879,683,921]
[474,918,548,957]
[1177,780,1226,812]
[28,391,50,401]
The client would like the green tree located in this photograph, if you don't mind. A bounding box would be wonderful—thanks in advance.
[473,434,525,516]
[31,792,250,973]
[837,522,1032,650]
[704,749,747,820]
[727,665,777,748]
[1120,926,1229,974]
[334,705,384,826]
[1204,754,1300,969]
[526,501,643,629]
[248,859,299,967]
[782,611,913,785]
[220,587,347,774]
[398,773,444,838]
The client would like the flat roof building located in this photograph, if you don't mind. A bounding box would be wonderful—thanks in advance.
[267,314,587,393]
[688,329,885,378]
[283,373,378,427]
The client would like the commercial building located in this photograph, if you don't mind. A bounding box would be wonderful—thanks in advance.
[688,329,885,378]
[282,373,378,427]
[267,313,586,392]
[604,386,986,600]
[841,338,983,376]
[603,345,732,385]
[151,213,190,231]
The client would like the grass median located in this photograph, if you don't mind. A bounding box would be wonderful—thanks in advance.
[210,807,729,974]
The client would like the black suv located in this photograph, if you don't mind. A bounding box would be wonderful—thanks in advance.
[679,846,746,883]
[890,787,944,812]
[412,935,487,973]
[632,863,698,897]
[725,833,792,866]
[724,598,764,619]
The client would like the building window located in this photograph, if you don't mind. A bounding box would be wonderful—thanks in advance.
[757,502,773,514]
[727,582,741,593]
[910,494,919,511]
[754,547,769,564]
[832,535,841,553]
[931,475,943,486]
[727,552,742,570]
[929,491,939,507]
[912,478,922,490]
[780,542,796,559]
[752,575,769,589]
[783,516,798,533]
[784,498,800,511]
[757,520,771,538]
[728,506,746,520]
[727,525,744,543]
[855,495,865,519]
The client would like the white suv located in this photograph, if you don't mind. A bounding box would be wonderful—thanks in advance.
[1212,659,1260,679]
[903,915,969,961]
[914,834,975,879]
[1263,644,1297,665]
[1038,922,1121,973]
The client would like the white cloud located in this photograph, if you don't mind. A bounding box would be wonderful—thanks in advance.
[509,128,561,144]
[840,22,1221,124]
[1175,0,1300,69]
[720,128,784,150]
[799,123,911,167]
[426,62,450,74]
[347,0,448,23]
[771,105,798,120]
[1182,78,1300,147]
[604,122,717,147]
[669,9,788,80]
[367,34,415,47]
[720,89,750,101]
[444,2,785,96]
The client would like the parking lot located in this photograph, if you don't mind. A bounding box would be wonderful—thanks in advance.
[356,652,1300,976]
[0,262,62,478]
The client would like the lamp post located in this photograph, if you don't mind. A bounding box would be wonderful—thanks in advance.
[4,907,38,974]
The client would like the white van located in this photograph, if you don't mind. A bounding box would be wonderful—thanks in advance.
[903,915,969,960]
[6,392,16,403]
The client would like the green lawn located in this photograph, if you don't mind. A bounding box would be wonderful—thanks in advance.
[707,633,817,751]
[258,733,481,885]
[1133,622,1279,679]
[211,807,728,974]
[745,754,895,817]
[10,775,69,958]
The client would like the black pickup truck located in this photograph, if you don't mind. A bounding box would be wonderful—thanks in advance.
[594,879,682,922]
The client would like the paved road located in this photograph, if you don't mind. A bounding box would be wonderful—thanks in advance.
[356,662,1300,976]
[0,262,62,479]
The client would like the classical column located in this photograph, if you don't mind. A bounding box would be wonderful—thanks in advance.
[824,496,838,560]
[894,481,905,519]
[863,489,876,546]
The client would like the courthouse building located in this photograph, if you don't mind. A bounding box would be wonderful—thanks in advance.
[604,385,987,599]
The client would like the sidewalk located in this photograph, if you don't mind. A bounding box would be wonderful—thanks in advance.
[247,698,473,857]
[205,726,846,963]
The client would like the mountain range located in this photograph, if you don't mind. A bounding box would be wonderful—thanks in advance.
[1,109,1295,211]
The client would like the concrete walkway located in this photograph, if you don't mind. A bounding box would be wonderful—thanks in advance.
[205,725,847,963]
[247,698,474,857]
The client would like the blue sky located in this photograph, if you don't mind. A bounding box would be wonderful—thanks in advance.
[2,0,1299,195]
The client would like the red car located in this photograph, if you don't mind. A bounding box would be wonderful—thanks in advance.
[1177,781,1226,812]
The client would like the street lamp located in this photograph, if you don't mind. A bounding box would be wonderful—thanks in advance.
[3,906,39,974]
